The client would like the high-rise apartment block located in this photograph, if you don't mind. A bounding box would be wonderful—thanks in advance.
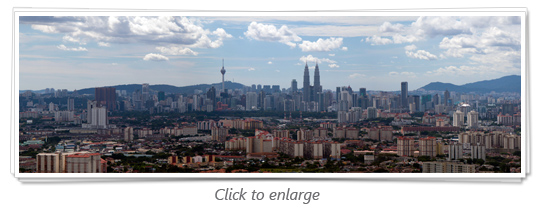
[95,87,116,111]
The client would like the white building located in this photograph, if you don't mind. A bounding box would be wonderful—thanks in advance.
[453,110,464,127]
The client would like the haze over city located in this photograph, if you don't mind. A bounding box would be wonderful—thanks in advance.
[19,15,522,91]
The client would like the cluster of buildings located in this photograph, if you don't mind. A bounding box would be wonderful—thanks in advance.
[17,61,522,174]
[225,130,341,160]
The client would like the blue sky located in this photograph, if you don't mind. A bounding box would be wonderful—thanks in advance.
[18,15,522,91]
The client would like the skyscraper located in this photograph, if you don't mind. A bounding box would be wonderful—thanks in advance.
[220,59,226,93]
[401,82,408,110]
[207,86,216,110]
[95,87,116,111]
[142,83,150,102]
[67,98,74,111]
[444,90,450,106]
[314,62,321,95]
[303,62,310,102]
[291,79,298,93]
[359,88,367,97]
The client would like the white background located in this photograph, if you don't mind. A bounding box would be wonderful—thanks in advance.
[2,1,537,210]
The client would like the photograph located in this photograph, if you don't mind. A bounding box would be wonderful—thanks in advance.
[16,13,524,175]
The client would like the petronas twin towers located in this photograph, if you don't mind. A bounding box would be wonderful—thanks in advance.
[303,62,322,102]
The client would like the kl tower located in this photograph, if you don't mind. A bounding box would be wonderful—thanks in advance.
[220,59,226,93]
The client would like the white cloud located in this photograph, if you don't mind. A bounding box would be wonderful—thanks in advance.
[143,53,169,61]
[299,55,339,64]
[389,71,416,77]
[392,34,421,44]
[328,64,339,68]
[365,35,393,45]
[341,47,348,51]
[275,70,280,72]
[299,55,319,63]
[427,65,487,76]
[156,46,198,56]
[248,67,255,71]
[405,50,438,60]
[379,21,404,32]
[320,58,337,64]
[213,28,233,39]
[31,24,58,33]
[404,44,417,51]
[268,61,273,64]
[62,35,85,45]
[28,16,232,50]
[244,22,302,47]
[98,42,110,47]
[348,73,366,78]
[298,37,343,52]
[329,54,335,56]
[56,44,88,51]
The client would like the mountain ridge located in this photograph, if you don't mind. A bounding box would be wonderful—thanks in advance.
[418,75,520,93]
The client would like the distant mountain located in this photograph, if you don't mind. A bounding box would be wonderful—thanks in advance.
[419,75,521,93]
[75,81,246,95]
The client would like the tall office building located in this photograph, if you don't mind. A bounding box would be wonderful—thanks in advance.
[433,94,440,105]
[401,82,408,110]
[314,62,321,95]
[359,88,367,97]
[444,90,450,106]
[291,79,298,93]
[207,86,216,109]
[246,92,258,110]
[95,87,116,111]
[142,83,150,103]
[220,59,226,93]
[303,62,310,102]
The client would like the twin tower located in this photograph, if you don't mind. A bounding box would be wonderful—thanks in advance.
[303,62,322,102]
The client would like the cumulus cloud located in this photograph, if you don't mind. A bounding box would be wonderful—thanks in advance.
[299,55,339,65]
[365,35,393,45]
[404,44,417,51]
[405,49,438,60]
[62,35,85,45]
[143,53,169,61]
[156,46,198,56]
[57,44,87,51]
[248,67,255,71]
[244,22,302,47]
[379,21,404,32]
[27,16,232,50]
[299,55,320,63]
[298,37,343,52]
[328,64,339,68]
[98,42,110,47]
[341,47,348,51]
[268,61,273,64]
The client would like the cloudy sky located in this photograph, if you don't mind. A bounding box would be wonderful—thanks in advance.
[18,15,522,91]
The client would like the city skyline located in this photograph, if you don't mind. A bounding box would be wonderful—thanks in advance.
[19,15,522,91]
